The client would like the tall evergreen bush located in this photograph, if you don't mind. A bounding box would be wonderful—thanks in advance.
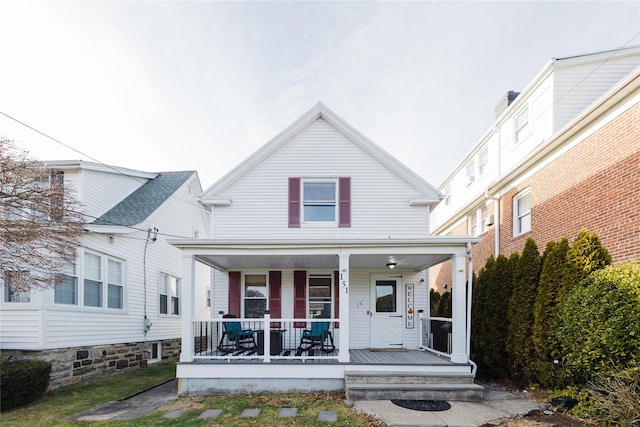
[531,238,570,386]
[507,237,541,384]
[471,255,494,374]
[562,228,611,298]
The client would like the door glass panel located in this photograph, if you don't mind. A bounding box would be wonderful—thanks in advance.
[375,280,396,313]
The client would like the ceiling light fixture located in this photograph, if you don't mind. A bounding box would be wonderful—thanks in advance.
[386,262,397,270]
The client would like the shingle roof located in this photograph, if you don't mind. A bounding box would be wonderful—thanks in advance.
[92,171,195,226]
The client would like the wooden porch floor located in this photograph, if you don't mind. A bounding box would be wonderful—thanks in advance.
[190,349,457,366]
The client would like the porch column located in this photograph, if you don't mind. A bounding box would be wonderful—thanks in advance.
[450,254,468,364]
[338,253,350,363]
[180,254,195,362]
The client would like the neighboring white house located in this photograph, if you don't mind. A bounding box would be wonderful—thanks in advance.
[171,103,482,400]
[431,45,640,243]
[0,161,211,388]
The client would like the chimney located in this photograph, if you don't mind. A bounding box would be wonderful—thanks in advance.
[494,90,520,118]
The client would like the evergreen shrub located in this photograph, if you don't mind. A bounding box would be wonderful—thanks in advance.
[0,359,51,411]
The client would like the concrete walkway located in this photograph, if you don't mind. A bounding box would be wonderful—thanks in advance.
[68,379,545,426]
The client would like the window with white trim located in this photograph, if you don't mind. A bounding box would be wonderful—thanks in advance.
[55,263,78,305]
[3,271,30,303]
[159,273,180,316]
[480,205,489,234]
[514,106,530,144]
[303,180,336,223]
[443,184,451,206]
[513,190,531,236]
[148,341,162,363]
[478,146,488,176]
[308,274,333,319]
[465,160,475,186]
[469,212,478,236]
[83,251,125,309]
[244,274,267,318]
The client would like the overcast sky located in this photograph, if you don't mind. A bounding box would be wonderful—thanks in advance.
[1,1,639,189]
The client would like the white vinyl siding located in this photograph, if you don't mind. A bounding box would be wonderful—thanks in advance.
[210,119,430,240]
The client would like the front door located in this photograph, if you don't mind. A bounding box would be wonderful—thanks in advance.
[369,275,403,348]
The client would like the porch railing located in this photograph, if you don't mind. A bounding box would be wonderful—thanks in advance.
[419,313,452,356]
[193,313,339,362]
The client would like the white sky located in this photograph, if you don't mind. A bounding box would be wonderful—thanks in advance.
[1,1,639,189]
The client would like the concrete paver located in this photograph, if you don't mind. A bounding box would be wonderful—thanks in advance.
[240,408,261,418]
[199,409,223,419]
[162,409,185,419]
[279,407,298,417]
[318,410,338,422]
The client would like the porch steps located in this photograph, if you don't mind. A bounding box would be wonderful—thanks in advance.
[344,371,484,401]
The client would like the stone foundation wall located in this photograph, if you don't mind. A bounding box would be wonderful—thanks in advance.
[1,338,181,390]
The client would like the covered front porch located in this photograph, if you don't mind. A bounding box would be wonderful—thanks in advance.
[172,238,480,398]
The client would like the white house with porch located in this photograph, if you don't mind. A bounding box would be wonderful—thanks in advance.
[171,103,481,400]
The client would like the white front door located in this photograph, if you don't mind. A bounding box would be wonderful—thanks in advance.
[369,275,403,348]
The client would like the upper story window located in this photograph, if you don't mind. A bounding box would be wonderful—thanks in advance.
[308,274,333,319]
[288,177,351,228]
[3,271,30,303]
[513,189,531,236]
[303,180,336,222]
[244,274,267,318]
[478,146,488,176]
[469,212,478,236]
[480,205,489,234]
[514,106,530,144]
[84,251,125,309]
[465,160,475,186]
[159,273,180,316]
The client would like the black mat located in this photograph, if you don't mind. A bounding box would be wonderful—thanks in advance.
[391,399,451,411]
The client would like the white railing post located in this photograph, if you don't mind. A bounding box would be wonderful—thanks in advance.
[263,311,271,363]
[418,310,425,348]
[338,253,350,363]
[180,255,195,362]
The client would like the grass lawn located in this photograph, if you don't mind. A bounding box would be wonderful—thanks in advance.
[1,363,385,426]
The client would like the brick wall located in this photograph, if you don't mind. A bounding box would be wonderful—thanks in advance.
[1,338,181,390]
[472,102,640,268]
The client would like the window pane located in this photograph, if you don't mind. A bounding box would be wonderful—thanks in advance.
[303,182,335,201]
[160,294,168,314]
[4,286,30,303]
[517,194,531,215]
[171,296,179,315]
[159,274,168,294]
[304,205,335,221]
[55,275,77,305]
[108,260,122,285]
[244,299,266,318]
[84,279,102,307]
[245,274,266,286]
[84,253,101,281]
[376,281,396,313]
[309,302,332,319]
[108,284,123,309]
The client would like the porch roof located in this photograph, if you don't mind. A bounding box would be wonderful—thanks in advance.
[169,237,481,272]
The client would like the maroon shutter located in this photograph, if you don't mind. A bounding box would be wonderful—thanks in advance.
[338,177,351,228]
[334,270,340,328]
[228,271,241,317]
[269,271,282,328]
[293,270,307,327]
[288,177,301,228]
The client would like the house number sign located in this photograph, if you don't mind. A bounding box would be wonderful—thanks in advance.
[406,283,414,329]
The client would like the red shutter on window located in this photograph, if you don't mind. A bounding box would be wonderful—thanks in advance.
[228,271,241,317]
[288,177,301,228]
[293,270,307,327]
[269,271,282,328]
[338,177,351,228]
[334,270,340,328]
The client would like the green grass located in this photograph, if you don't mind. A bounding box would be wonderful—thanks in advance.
[1,363,385,426]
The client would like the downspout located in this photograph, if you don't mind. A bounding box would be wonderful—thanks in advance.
[466,242,477,376]
[485,189,500,257]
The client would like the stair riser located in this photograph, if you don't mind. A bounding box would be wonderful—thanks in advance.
[346,388,483,401]
[345,376,474,385]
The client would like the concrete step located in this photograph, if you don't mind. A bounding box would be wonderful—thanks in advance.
[345,371,476,385]
[345,382,485,401]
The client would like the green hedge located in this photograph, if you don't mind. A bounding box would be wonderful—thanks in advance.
[0,359,51,411]
[555,261,640,384]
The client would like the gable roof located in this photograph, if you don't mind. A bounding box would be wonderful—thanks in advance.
[201,103,442,204]
[92,171,195,226]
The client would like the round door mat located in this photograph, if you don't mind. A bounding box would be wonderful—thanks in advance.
[391,399,451,411]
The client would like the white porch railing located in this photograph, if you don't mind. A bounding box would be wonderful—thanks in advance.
[419,312,453,356]
[193,313,339,362]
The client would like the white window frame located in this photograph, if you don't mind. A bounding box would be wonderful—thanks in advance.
[465,161,475,186]
[159,273,181,316]
[469,212,478,236]
[513,189,531,236]
[2,272,31,303]
[514,106,530,144]
[307,273,333,319]
[82,251,125,310]
[54,263,78,305]
[443,184,451,206]
[302,179,338,225]
[243,273,268,318]
[148,341,162,363]
[478,146,488,176]
[480,205,489,234]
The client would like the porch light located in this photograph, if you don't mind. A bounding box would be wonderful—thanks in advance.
[386,262,397,269]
